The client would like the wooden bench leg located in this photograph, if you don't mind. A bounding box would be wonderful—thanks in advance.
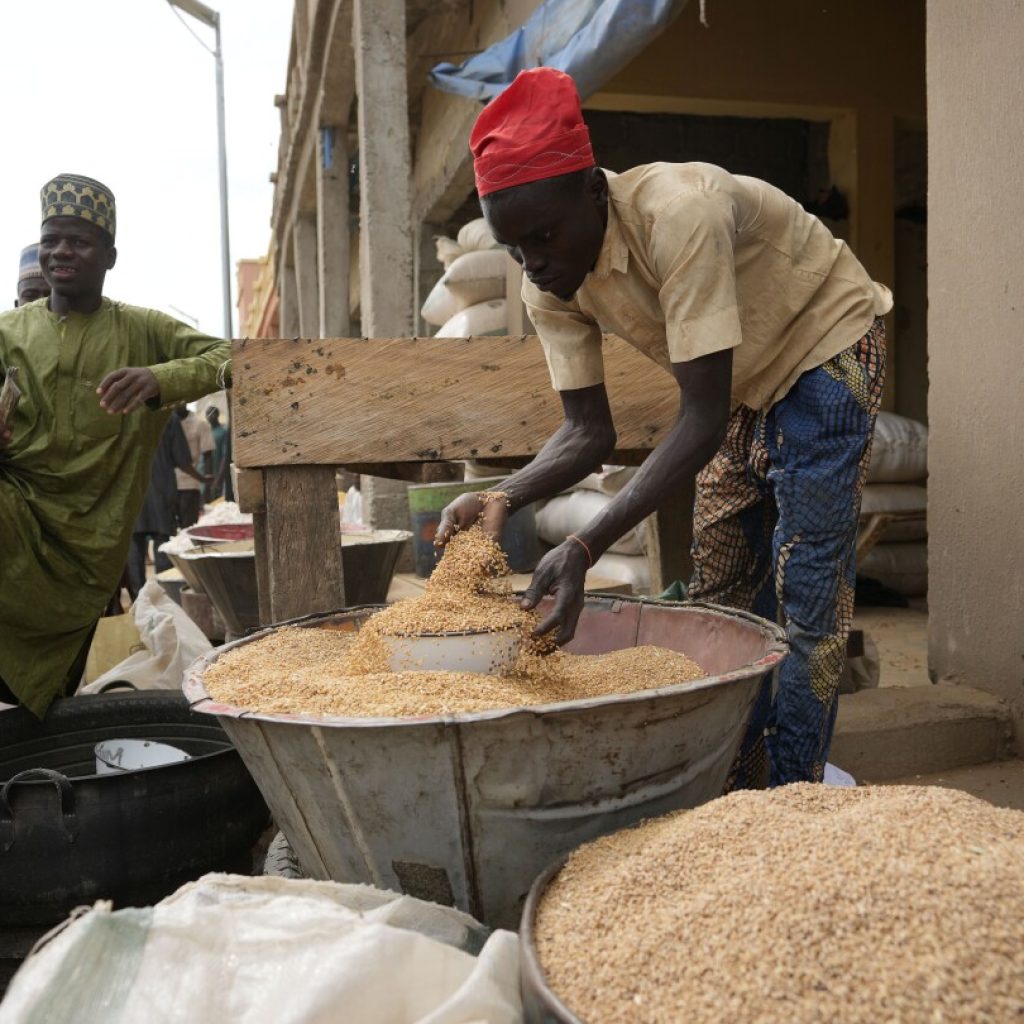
[646,479,696,595]
[253,466,346,624]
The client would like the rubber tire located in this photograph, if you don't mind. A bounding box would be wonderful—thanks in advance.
[263,831,304,879]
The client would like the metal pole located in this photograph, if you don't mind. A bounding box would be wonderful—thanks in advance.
[214,14,232,339]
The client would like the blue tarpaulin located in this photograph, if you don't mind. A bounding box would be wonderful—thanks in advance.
[429,0,690,102]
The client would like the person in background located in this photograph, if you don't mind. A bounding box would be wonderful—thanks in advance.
[205,404,229,502]
[128,416,206,599]
[175,405,214,528]
[0,173,230,717]
[15,243,50,307]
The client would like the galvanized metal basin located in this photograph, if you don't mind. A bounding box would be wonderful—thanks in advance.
[184,596,786,928]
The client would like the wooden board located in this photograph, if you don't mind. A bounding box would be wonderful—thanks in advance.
[256,466,346,622]
[231,335,678,467]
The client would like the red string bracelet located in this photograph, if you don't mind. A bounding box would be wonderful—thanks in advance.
[566,533,593,568]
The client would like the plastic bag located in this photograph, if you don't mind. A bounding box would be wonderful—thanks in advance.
[83,614,145,684]
[342,486,364,526]
[78,580,212,694]
[435,299,507,339]
[0,874,522,1024]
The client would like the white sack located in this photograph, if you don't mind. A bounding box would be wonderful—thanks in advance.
[78,580,212,694]
[536,490,645,555]
[860,483,927,541]
[0,873,521,1024]
[436,299,507,339]
[434,235,464,270]
[591,552,651,593]
[456,217,499,253]
[858,541,928,596]
[867,412,928,483]
[421,277,464,327]
[443,249,507,306]
[577,465,638,496]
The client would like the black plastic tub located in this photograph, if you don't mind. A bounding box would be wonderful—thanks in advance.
[0,690,269,927]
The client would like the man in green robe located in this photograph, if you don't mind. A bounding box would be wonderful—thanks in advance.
[0,173,230,716]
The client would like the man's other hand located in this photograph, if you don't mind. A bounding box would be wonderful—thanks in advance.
[0,424,11,450]
[519,539,589,646]
[434,492,509,548]
[97,367,160,414]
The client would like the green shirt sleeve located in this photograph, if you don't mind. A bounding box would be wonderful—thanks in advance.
[145,310,231,408]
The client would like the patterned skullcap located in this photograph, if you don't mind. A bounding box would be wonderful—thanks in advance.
[19,243,42,282]
[40,173,116,239]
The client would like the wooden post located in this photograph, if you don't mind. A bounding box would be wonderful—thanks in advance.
[293,214,320,339]
[257,466,345,623]
[316,125,351,337]
[645,480,695,595]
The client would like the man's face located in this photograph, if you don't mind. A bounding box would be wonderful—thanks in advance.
[38,217,116,300]
[15,276,50,307]
[482,169,608,301]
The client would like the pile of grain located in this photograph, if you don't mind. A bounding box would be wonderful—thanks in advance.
[202,525,707,718]
[534,785,1024,1024]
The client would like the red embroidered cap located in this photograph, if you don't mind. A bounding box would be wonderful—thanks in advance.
[470,68,596,198]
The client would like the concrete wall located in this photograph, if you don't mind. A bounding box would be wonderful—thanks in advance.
[927,0,1024,743]
[591,0,925,411]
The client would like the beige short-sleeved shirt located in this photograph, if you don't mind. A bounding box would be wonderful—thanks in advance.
[524,163,892,409]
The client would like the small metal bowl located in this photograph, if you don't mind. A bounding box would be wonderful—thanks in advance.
[383,627,521,675]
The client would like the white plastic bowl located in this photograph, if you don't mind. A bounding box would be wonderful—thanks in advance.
[384,628,521,675]
[95,739,192,775]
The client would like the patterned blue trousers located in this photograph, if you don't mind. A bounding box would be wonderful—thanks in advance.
[688,320,886,787]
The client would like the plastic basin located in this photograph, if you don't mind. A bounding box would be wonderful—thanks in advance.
[185,596,787,928]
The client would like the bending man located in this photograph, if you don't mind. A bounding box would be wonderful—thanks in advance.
[437,70,890,788]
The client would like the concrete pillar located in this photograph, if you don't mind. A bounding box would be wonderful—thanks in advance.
[293,214,319,338]
[354,0,416,565]
[316,126,351,337]
[414,221,442,337]
[279,258,299,338]
[927,0,1024,745]
[353,0,414,336]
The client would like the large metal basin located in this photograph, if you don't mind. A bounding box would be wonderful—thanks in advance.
[184,596,786,927]
[179,529,412,637]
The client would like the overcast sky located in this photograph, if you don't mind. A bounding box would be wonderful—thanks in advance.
[0,0,293,335]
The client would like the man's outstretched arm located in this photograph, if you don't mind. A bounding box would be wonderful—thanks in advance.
[522,347,733,643]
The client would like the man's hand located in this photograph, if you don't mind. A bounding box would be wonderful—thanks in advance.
[520,539,589,645]
[0,425,11,451]
[97,367,160,414]
[434,492,509,548]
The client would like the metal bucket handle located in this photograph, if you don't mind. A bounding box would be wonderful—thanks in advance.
[0,768,79,850]
[94,680,139,694]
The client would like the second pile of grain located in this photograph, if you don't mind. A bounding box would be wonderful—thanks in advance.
[202,526,707,718]
[534,784,1024,1024]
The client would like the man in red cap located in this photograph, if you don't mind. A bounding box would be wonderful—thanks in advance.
[437,67,891,789]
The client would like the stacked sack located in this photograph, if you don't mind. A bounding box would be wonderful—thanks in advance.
[859,411,929,596]
[422,218,507,337]
[535,467,652,594]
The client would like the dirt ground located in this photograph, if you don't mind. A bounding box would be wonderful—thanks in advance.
[852,600,930,688]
